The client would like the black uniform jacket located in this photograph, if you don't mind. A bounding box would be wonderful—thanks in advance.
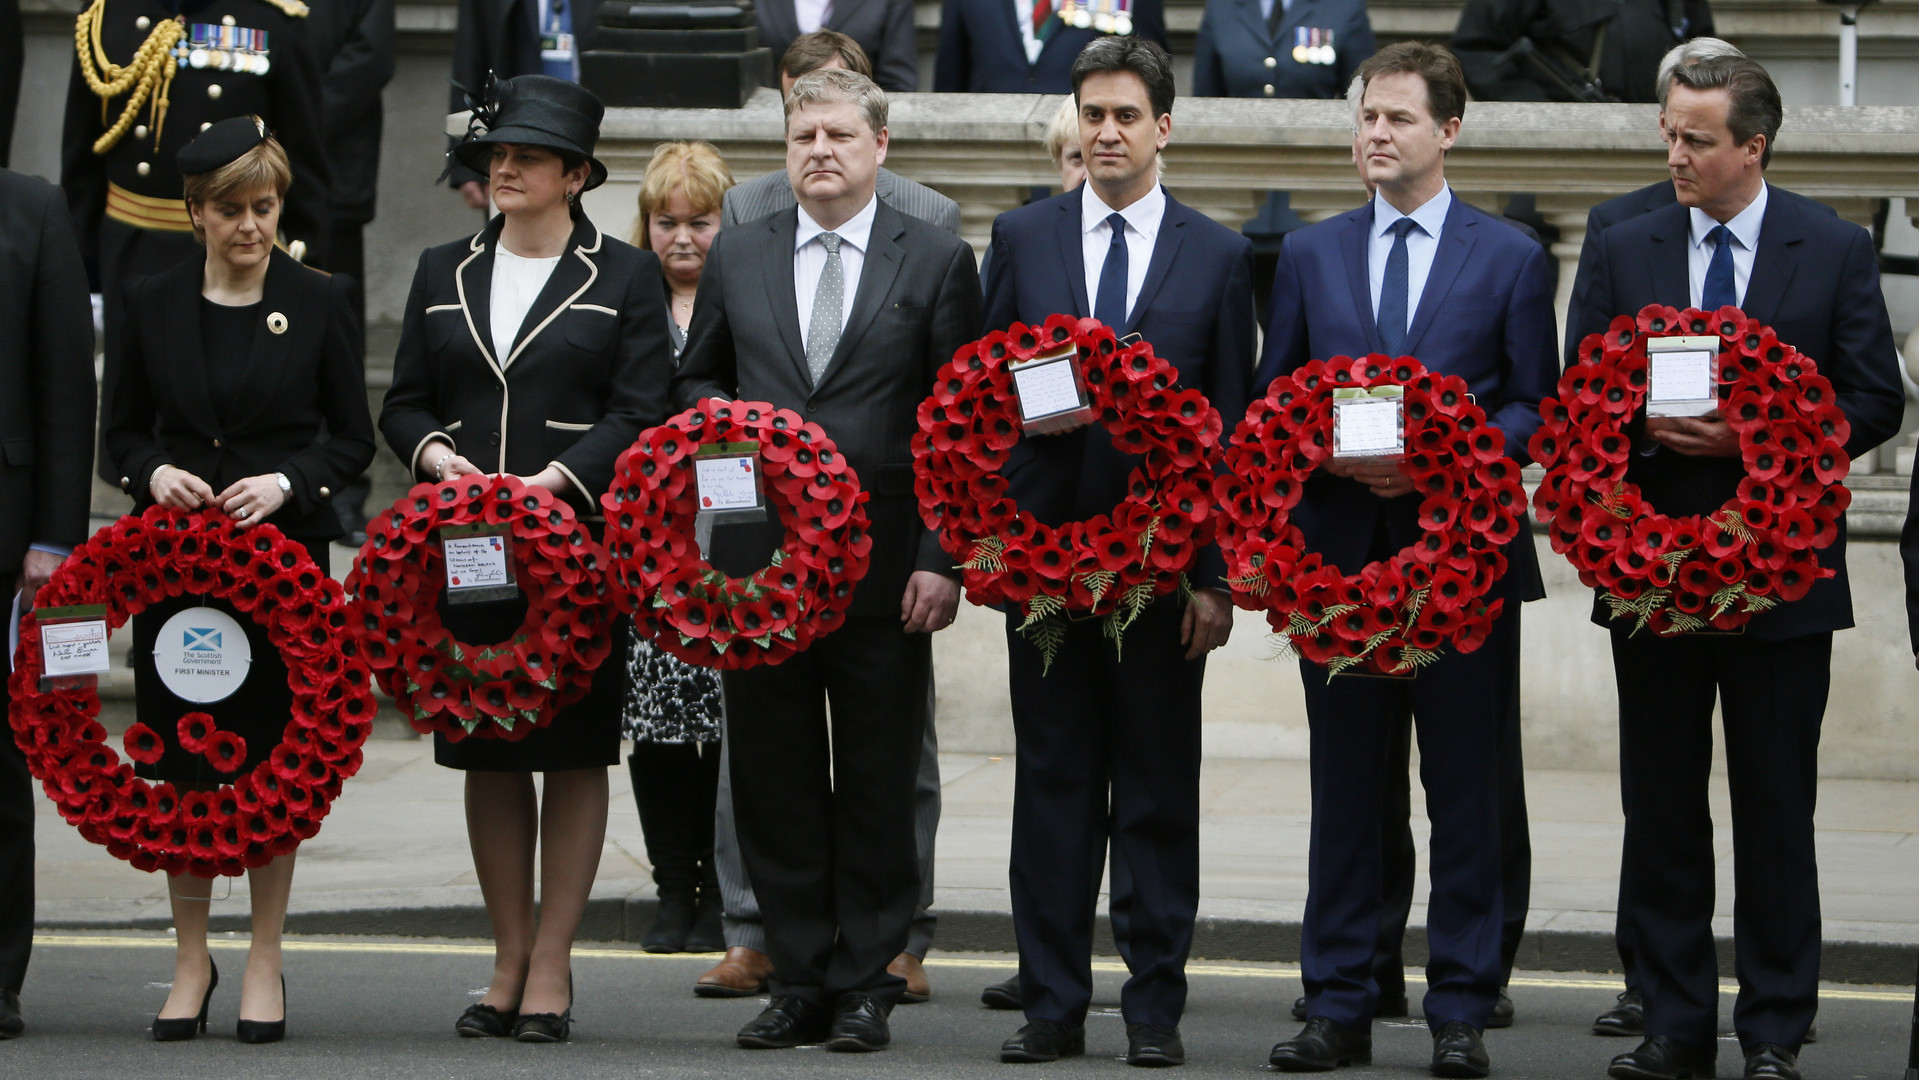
[103,248,375,541]
[380,212,675,517]
[62,0,331,268]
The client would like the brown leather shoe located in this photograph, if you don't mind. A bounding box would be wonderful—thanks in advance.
[695,946,773,998]
[888,952,930,1004]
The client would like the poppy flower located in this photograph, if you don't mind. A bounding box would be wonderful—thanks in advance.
[176,713,215,753]
[204,731,247,774]
[122,723,165,765]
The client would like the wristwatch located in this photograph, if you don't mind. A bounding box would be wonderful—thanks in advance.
[274,472,293,499]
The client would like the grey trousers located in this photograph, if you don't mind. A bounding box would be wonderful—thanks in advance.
[714,680,941,956]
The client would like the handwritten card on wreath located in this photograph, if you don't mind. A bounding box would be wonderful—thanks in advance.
[1647,335,1721,418]
[441,524,519,604]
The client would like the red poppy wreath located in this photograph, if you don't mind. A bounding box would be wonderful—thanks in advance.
[1530,304,1849,635]
[7,507,376,878]
[1215,355,1527,677]
[602,398,871,669]
[346,474,616,740]
[911,315,1222,669]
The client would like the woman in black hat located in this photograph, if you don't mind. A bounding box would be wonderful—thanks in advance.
[380,73,675,1043]
[101,115,376,1044]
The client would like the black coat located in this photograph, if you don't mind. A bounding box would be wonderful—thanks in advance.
[308,0,395,226]
[445,0,599,188]
[380,213,675,514]
[0,168,98,570]
[102,248,375,541]
[1452,0,1713,103]
[1573,187,1905,640]
[674,199,982,618]
[758,0,917,92]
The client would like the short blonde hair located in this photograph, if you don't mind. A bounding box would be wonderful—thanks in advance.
[631,141,735,249]
[1042,97,1077,167]
[785,67,887,136]
[181,128,292,244]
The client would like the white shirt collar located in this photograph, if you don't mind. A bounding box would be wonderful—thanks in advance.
[1689,180,1768,253]
[1372,182,1452,241]
[796,193,878,255]
[1082,182,1167,244]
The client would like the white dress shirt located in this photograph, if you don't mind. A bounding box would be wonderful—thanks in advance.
[1687,181,1768,310]
[795,195,877,355]
[491,245,562,367]
[1014,0,1045,64]
[795,0,831,34]
[1259,0,1290,22]
[1081,183,1167,325]
[1367,183,1452,336]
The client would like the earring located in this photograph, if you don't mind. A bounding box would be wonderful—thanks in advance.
[567,190,577,206]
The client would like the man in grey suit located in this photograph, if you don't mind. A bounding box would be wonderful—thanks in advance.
[697,28,958,1008]
[676,67,980,1053]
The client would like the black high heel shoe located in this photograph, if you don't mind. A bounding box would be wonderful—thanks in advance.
[236,975,286,1044]
[152,958,218,1041]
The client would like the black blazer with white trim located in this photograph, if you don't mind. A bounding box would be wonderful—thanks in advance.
[380,212,676,517]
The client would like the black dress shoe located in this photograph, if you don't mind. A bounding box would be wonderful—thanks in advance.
[1431,1020,1491,1078]
[1744,1043,1801,1080]
[1002,1019,1086,1063]
[152,959,218,1042]
[1270,1016,1373,1071]
[236,975,287,1044]
[737,995,829,1049]
[513,1009,572,1042]
[1486,988,1514,1029]
[0,989,22,1039]
[1609,1035,1717,1080]
[455,1002,517,1037]
[1126,1023,1185,1067]
[824,993,890,1052]
[1594,990,1645,1037]
[1293,993,1409,1022]
[983,975,1023,1010]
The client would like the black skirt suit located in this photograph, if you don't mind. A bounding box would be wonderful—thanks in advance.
[380,212,675,772]
[102,248,376,783]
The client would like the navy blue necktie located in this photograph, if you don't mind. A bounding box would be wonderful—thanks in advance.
[1701,224,1737,311]
[1376,217,1416,356]
[1094,212,1129,330]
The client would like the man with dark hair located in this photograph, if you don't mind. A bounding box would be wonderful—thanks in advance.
[935,0,1168,93]
[1260,40,1557,1078]
[982,35,1253,1069]
[1574,55,1902,1080]
[756,0,916,92]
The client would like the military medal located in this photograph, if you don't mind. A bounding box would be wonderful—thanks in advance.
[177,23,271,76]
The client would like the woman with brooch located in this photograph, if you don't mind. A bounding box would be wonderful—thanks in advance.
[101,115,375,1044]
[380,73,675,1044]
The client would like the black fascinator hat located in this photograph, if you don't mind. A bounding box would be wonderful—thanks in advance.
[450,73,608,191]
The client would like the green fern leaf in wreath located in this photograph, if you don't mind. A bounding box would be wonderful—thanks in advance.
[1022,614,1067,676]
[1665,612,1705,634]
[1741,593,1778,614]
[1019,593,1067,631]
[1709,583,1745,620]
[1656,547,1697,568]
[1079,569,1117,607]
[962,536,1006,574]
[1710,509,1753,544]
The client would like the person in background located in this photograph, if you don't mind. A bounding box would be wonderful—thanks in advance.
[622,139,733,957]
[1192,0,1373,100]
[102,118,376,1045]
[936,0,1167,93]
[0,164,97,1042]
[446,0,599,209]
[756,0,917,92]
[1452,0,1714,102]
[0,0,20,168]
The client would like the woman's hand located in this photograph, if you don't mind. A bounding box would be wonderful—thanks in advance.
[422,439,482,481]
[149,465,216,510]
[516,465,572,495]
[216,474,288,530]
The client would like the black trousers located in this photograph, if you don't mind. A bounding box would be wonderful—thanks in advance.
[1005,597,1203,1028]
[1610,628,1830,1054]
[720,614,929,1007]
[0,628,34,993]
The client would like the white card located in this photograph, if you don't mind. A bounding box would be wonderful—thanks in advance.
[695,454,762,512]
[40,618,110,678]
[1648,349,1716,415]
[444,533,512,590]
[1013,358,1084,422]
[1333,397,1404,457]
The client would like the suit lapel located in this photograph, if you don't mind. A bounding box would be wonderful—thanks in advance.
[817,202,907,391]
[502,218,601,369]
[999,0,1031,66]
[165,269,221,437]
[456,220,504,379]
[1402,199,1479,356]
[1055,187,1091,317]
[1126,193,1186,335]
[222,251,301,430]
[1644,203,1691,313]
[1342,205,1380,353]
[1272,0,1320,47]
[1739,191,1802,325]
[1232,0,1272,44]
[763,210,810,384]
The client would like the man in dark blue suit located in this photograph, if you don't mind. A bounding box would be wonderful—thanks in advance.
[981,36,1254,1069]
[1192,0,1374,100]
[1259,42,1557,1078]
[1573,57,1903,1080]
[935,0,1166,93]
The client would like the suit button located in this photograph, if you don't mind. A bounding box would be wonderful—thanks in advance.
[212,438,223,449]
[806,404,817,413]
[1263,84,1276,96]
[489,432,500,446]
[1265,56,1277,68]
[207,83,222,99]
[137,162,150,176]
[319,486,331,498]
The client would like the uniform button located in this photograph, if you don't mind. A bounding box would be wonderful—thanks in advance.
[488,432,500,446]
[1265,55,1278,68]
[319,486,331,498]
[135,15,150,29]
[120,476,131,492]
[134,124,148,138]
[222,14,236,24]
[136,161,150,176]
[200,122,212,131]
[207,83,222,99]
[1263,84,1276,96]
[213,438,225,449]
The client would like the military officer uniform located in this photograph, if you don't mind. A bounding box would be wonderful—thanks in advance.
[1191,0,1374,99]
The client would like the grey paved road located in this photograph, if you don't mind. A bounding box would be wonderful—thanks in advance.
[3,934,1913,1079]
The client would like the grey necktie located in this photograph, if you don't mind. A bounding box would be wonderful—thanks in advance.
[805,231,844,383]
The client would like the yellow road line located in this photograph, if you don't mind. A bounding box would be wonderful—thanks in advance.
[32,935,1913,1002]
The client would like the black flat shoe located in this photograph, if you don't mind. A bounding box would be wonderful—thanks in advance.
[513,1009,572,1042]
[1609,1034,1717,1080]
[236,975,286,1044]
[1126,1022,1185,1067]
[1270,1016,1373,1071]
[1594,990,1645,1037]
[737,995,829,1049]
[152,958,218,1042]
[1744,1043,1801,1080]
[824,992,890,1052]
[981,975,1023,1010]
[1486,988,1514,1029]
[0,989,22,1039]
[455,1002,518,1037]
[1431,1020,1490,1078]
[1293,993,1408,1022]
[1001,1018,1086,1063]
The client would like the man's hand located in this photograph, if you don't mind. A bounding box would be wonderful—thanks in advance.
[1180,587,1234,660]
[21,550,64,599]
[901,571,960,633]
[1646,412,1739,457]
[459,180,490,210]
[1345,458,1417,499]
[150,465,216,510]
[215,474,289,530]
